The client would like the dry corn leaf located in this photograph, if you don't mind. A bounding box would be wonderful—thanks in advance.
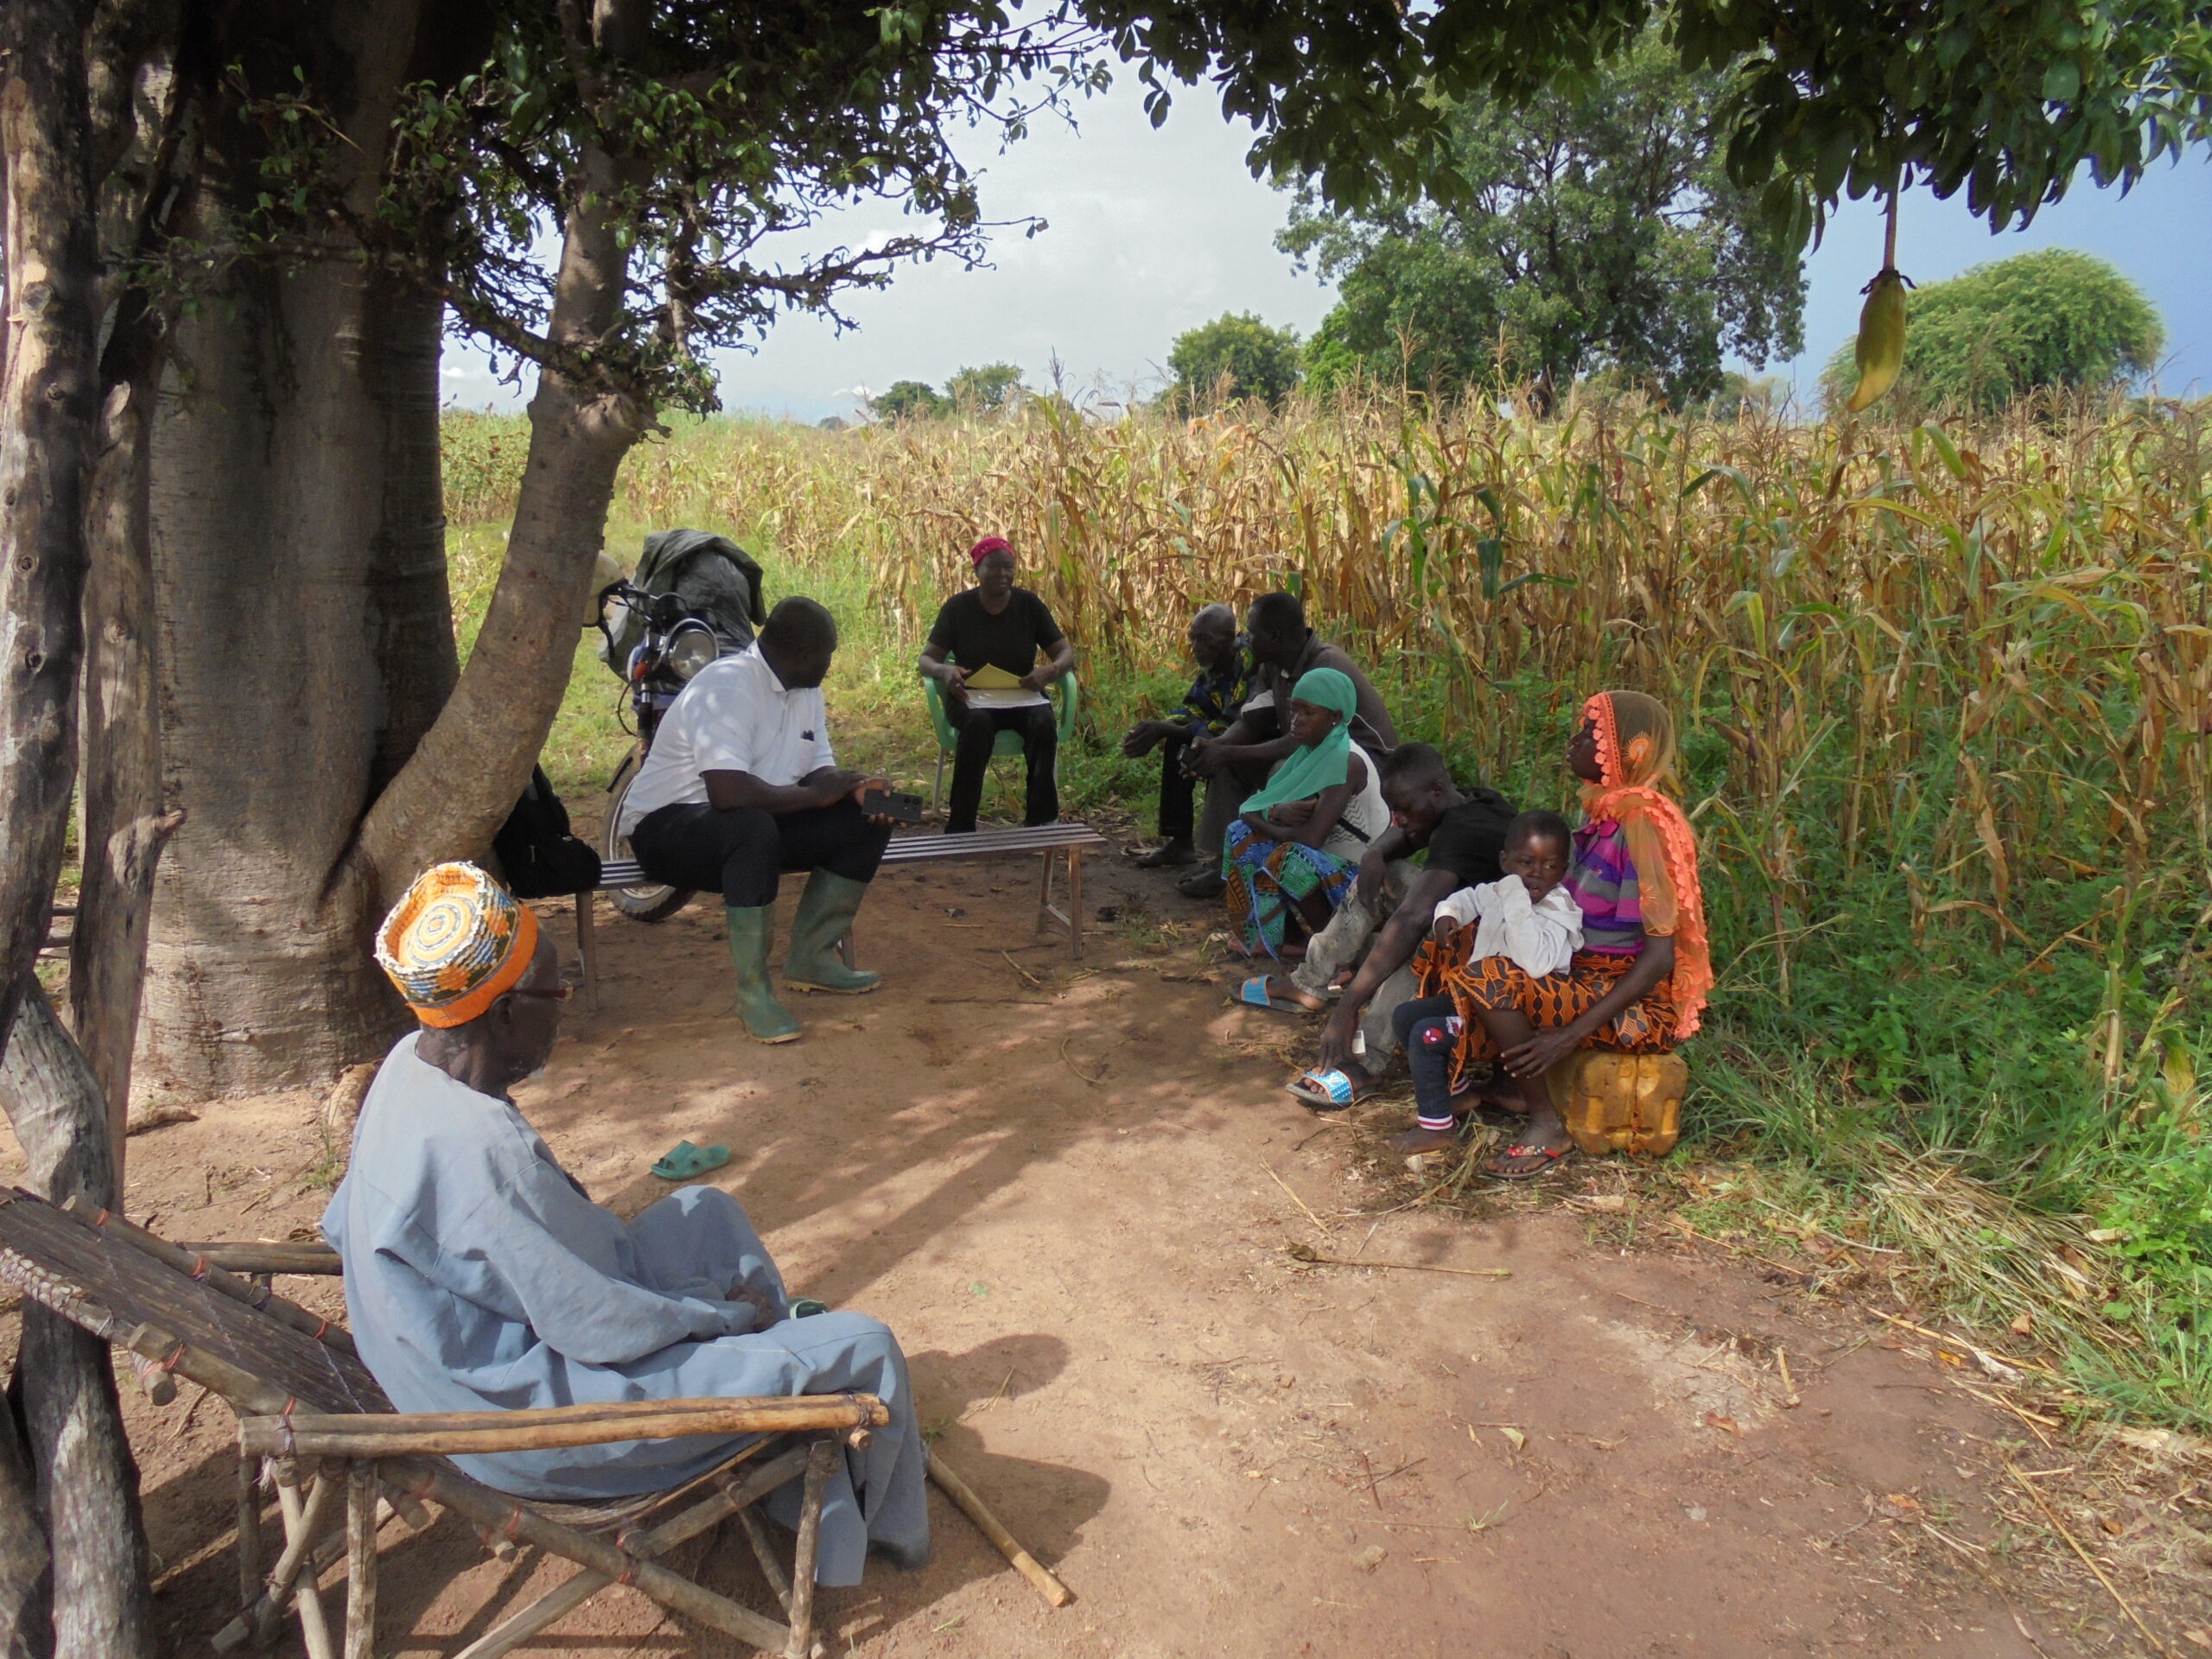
[1701,1412,1744,1438]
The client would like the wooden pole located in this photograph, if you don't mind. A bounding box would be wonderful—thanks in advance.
[0,0,100,1045]
[224,1465,336,1649]
[344,1463,378,1659]
[63,1198,358,1353]
[740,1506,795,1614]
[238,1394,884,1459]
[926,1448,1073,1609]
[171,1241,344,1276]
[0,986,156,1653]
[270,1473,338,1659]
[234,1452,263,1615]
[782,1440,835,1659]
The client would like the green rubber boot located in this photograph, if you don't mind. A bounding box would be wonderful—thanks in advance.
[782,871,882,995]
[724,906,802,1043]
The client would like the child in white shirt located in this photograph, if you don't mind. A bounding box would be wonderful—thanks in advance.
[1429,809,1582,977]
[1388,810,1580,1144]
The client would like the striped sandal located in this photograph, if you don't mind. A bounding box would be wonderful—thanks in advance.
[1285,1066,1376,1111]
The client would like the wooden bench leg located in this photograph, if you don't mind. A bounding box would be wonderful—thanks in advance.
[275,1471,338,1659]
[741,1505,796,1615]
[345,1462,378,1659]
[576,890,598,1014]
[236,1452,263,1617]
[1068,849,1084,962]
[1035,847,1055,938]
[784,1439,836,1659]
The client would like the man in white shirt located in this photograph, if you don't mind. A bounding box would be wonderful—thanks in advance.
[622,597,893,1043]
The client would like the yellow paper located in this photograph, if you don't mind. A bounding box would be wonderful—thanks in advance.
[963,664,1023,689]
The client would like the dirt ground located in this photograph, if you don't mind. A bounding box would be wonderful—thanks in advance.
[5,847,2209,1657]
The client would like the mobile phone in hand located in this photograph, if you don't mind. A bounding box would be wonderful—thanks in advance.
[874,791,925,825]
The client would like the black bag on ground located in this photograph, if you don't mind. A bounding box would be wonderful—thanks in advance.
[493,766,603,898]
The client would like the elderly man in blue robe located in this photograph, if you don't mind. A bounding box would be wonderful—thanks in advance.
[321,861,929,1584]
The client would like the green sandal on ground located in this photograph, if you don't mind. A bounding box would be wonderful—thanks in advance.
[651,1141,731,1180]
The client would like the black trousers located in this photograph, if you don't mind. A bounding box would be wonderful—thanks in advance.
[629,798,892,909]
[1158,735,1198,842]
[946,703,1058,833]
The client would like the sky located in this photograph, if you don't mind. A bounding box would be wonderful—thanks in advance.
[441,73,2212,422]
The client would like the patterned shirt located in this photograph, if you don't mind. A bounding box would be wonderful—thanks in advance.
[1565,819,1645,956]
[1174,634,1255,737]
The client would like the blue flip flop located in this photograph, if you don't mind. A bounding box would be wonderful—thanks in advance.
[1230,976,1314,1018]
[1286,1067,1374,1110]
[650,1141,731,1180]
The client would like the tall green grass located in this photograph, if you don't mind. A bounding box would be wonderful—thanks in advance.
[443,394,2212,1426]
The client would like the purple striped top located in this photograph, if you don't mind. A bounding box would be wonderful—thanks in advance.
[1566,819,1644,956]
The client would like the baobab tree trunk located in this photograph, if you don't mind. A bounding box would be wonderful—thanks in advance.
[134,0,440,1097]
[131,0,659,1096]
[136,263,436,1097]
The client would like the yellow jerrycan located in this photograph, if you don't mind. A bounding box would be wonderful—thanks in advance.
[1545,1050,1688,1157]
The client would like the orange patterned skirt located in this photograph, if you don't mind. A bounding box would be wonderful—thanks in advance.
[1414,946,1679,1088]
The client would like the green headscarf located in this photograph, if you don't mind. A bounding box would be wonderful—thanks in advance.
[1241,667,1358,817]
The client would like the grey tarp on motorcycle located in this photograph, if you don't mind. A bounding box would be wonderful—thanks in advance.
[605,528,768,669]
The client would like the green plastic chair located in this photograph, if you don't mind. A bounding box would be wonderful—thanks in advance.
[924,671,1079,815]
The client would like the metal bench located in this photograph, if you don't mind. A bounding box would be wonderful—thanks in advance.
[572,821,1110,1008]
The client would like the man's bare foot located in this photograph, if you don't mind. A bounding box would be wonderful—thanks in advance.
[1133,840,1198,868]
[1260,974,1328,1011]
[1389,1124,1462,1155]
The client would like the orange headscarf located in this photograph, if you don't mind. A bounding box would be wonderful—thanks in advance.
[1581,690,1712,1039]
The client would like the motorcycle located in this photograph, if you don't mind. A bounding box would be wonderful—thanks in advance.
[594,578,728,922]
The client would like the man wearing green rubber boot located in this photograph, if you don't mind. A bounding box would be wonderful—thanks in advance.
[622,597,896,1041]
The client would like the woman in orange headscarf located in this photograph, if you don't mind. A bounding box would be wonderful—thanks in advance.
[1397,690,1713,1175]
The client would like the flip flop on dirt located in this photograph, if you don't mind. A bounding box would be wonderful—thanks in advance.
[1487,1141,1573,1180]
[1229,976,1323,1017]
[1130,842,1198,868]
[1286,1066,1376,1110]
[650,1141,731,1180]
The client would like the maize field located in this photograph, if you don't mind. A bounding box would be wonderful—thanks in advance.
[445,392,2212,1423]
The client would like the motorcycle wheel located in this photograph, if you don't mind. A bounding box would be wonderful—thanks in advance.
[601,758,694,924]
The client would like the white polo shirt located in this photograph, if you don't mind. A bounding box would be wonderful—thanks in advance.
[617,644,836,833]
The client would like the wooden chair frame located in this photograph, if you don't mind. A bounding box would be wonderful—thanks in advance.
[0,1189,886,1658]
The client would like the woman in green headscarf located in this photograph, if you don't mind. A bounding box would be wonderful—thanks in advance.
[1221,667,1390,963]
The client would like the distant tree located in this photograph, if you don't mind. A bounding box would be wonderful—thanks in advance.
[945,363,1028,415]
[1819,249,2164,415]
[870,380,950,421]
[1168,313,1304,407]
[1280,31,1805,409]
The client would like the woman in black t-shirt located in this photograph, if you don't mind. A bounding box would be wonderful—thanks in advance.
[918,537,1077,831]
